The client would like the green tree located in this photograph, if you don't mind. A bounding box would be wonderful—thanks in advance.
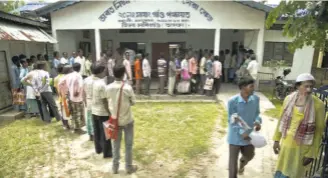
[266,1,328,52]
[0,1,25,14]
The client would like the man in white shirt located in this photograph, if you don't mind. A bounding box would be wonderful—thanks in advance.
[224,49,231,83]
[91,61,112,158]
[199,53,208,95]
[60,52,68,64]
[123,52,132,85]
[83,72,95,141]
[106,64,137,175]
[247,55,259,90]
[142,53,151,95]
[24,61,61,123]
[247,55,259,81]
[74,49,86,78]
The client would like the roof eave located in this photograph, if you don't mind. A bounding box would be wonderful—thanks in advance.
[35,1,80,16]
[0,11,49,29]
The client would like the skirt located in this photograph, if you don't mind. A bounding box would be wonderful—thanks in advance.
[26,99,39,114]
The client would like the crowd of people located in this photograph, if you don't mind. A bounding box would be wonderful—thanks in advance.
[99,45,259,97]
[8,45,323,178]
[9,47,138,174]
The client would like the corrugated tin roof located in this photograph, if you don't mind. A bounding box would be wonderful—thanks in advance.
[35,1,80,16]
[0,11,49,29]
[0,21,57,43]
[11,2,49,13]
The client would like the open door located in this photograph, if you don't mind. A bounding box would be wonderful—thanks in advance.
[152,43,169,78]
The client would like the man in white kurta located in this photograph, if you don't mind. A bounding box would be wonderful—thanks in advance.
[74,49,86,77]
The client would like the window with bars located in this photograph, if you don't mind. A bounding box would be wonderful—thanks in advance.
[263,42,294,66]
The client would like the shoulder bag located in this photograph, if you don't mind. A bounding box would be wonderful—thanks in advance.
[103,82,125,140]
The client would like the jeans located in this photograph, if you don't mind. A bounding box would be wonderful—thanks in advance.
[112,121,134,170]
[229,144,255,178]
[40,92,61,122]
[213,78,221,95]
[85,109,94,135]
[92,115,112,158]
[158,76,165,94]
[135,79,141,94]
[143,77,151,95]
[199,74,206,94]
[190,74,198,93]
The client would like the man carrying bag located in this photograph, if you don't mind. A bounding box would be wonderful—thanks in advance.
[105,64,137,175]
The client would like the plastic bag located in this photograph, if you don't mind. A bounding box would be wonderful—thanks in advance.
[230,113,251,130]
[249,131,267,148]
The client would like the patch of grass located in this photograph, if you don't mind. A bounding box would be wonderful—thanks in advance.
[262,92,283,119]
[0,119,71,177]
[132,102,224,174]
[0,102,226,177]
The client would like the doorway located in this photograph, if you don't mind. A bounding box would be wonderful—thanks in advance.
[151,43,169,77]
[0,51,13,110]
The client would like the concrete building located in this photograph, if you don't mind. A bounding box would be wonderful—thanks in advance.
[35,0,315,80]
[0,11,56,112]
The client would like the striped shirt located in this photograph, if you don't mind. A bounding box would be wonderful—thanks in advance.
[157,58,167,77]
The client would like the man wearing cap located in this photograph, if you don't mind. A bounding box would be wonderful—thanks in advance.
[273,73,325,178]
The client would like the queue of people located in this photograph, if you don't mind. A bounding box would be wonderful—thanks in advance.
[117,46,259,97]
[9,45,323,178]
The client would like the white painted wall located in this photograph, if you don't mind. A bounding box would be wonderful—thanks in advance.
[220,30,245,52]
[261,30,315,80]
[51,1,267,64]
[56,30,96,57]
[57,28,248,62]
[0,40,47,88]
[51,1,266,30]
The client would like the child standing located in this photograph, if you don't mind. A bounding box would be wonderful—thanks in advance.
[106,64,137,174]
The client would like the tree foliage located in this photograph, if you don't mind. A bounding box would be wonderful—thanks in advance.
[0,1,25,15]
[266,1,328,52]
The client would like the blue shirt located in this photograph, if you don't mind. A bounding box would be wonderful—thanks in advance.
[227,94,262,146]
[69,57,75,65]
[175,58,181,69]
[53,59,60,69]
[206,59,213,76]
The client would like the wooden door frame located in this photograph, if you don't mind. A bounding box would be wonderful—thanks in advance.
[0,50,13,110]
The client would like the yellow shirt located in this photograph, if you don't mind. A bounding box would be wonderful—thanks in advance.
[273,95,325,177]
[54,74,64,102]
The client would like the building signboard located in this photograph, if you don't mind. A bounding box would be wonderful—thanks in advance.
[98,0,213,28]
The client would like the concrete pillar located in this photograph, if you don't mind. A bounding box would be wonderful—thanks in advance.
[95,28,101,61]
[256,28,265,67]
[52,29,59,52]
[214,29,220,55]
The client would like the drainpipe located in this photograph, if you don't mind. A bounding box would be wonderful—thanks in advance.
[317,50,324,68]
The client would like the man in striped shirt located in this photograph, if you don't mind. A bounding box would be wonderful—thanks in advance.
[157,52,167,94]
